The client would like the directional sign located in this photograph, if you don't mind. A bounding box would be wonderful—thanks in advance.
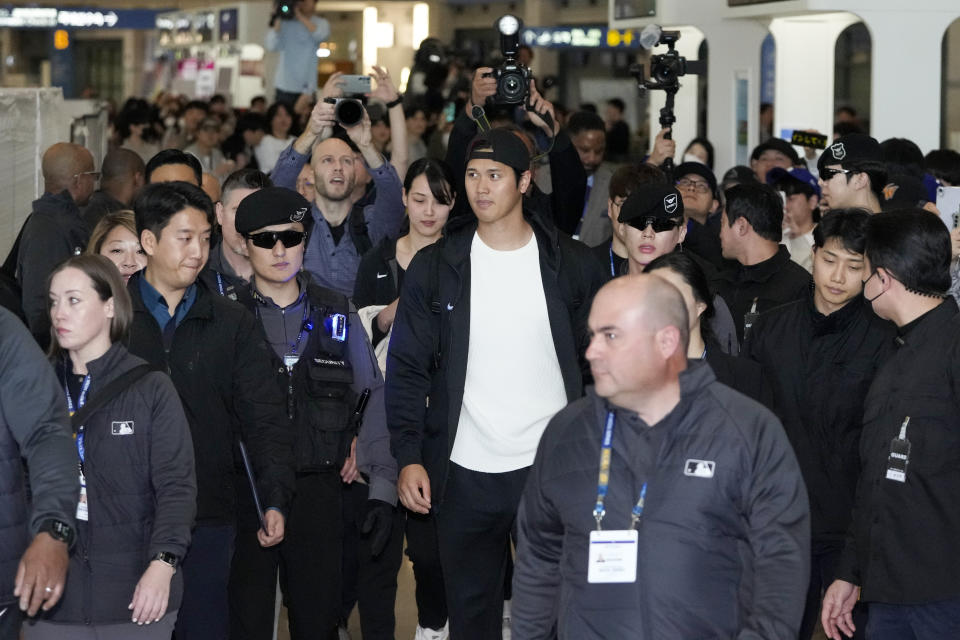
[0,7,168,29]
[522,26,645,50]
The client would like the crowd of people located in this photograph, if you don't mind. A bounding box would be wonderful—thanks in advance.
[2,20,960,640]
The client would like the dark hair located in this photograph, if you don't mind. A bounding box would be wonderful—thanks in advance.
[644,252,716,338]
[864,208,951,296]
[924,149,960,186]
[835,105,858,118]
[880,138,925,178]
[833,121,865,137]
[47,254,133,357]
[221,168,272,201]
[566,111,606,136]
[145,149,202,186]
[813,208,870,254]
[404,102,426,120]
[183,100,209,115]
[265,102,293,136]
[404,158,456,206]
[578,103,598,114]
[209,94,226,106]
[723,183,783,242]
[683,137,715,171]
[606,98,625,113]
[115,102,152,140]
[235,112,267,134]
[843,160,887,200]
[250,95,266,108]
[609,164,666,200]
[134,181,214,241]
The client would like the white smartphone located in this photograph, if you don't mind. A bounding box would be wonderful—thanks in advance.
[936,186,960,229]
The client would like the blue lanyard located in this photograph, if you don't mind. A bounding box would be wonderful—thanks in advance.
[216,272,225,296]
[594,411,648,531]
[65,374,91,468]
[609,245,616,277]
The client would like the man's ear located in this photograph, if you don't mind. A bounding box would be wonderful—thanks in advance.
[215,201,225,227]
[518,169,533,195]
[140,229,158,257]
[656,325,682,358]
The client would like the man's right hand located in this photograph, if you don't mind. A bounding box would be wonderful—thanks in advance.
[821,579,859,639]
[14,532,69,616]
[398,464,432,514]
[294,100,337,155]
[469,67,498,114]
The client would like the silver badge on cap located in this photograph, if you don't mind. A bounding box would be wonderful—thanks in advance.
[830,142,846,161]
[663,193,678,214]
[290,207,307,222]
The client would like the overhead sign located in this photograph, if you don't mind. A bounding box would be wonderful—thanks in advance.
[522,26,646,49]
[0,7,169,29]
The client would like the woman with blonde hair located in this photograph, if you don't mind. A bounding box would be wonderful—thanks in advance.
[85,210,146,283]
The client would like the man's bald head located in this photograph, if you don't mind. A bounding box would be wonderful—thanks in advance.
[595,275,690,352]
[42,142,95,194]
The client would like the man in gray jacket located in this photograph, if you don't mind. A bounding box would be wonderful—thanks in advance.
[512,275,809,639]
[0,308,78,638]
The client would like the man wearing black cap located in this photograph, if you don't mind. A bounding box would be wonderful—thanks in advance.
[767,167,822,273]
[673,161,725,270]
[617,183,688,274]
[751,138,801,183]
[227,187,397,640]
[817,133,886,213]
[125,182,294,640]
[712,182,811,346]
[386,127,604,640]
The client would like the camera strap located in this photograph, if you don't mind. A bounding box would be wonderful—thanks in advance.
[471,104,492,132]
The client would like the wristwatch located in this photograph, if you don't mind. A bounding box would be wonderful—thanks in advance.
[385,95,403,109]
[39,519,75,547]
[153,551,179,572]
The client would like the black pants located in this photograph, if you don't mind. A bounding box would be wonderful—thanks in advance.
[405,508,448,630]
[228,472,342,640]
[0,603,22,640]
[176,524,235,640]
[435,463,529,640]
[800,545,867,640]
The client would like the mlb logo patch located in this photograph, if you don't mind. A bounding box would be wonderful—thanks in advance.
[830,142,846,161]
[663,193,679,214]
[111,421,135,436]
[684,459,715,478]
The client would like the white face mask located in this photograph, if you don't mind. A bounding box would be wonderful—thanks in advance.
[683,153,706,165]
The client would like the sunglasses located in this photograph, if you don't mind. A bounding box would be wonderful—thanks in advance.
[246,230,306,249]
[820,167,855,180]
[631,217,683,233]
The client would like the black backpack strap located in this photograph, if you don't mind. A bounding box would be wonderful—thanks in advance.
[349,204,372,256]
[71,364,155,430]
[1,214,30,279]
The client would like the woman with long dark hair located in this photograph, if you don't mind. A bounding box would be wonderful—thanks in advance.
[255,102,296,174]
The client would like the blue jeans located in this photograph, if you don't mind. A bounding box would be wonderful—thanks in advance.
[867,596,960,640]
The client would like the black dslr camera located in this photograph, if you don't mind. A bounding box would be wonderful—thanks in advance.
[270,0,294,25]
[484,15,532,105]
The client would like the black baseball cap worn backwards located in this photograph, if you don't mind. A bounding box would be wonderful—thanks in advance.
[235,186,312,235]
[618,184,685,228]
[466,128,531,173]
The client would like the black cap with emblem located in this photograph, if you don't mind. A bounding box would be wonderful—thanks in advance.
[234,186,312,235]
[818,133,881,172]
[617,183,685,228]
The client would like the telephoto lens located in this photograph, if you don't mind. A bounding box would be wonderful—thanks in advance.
[335,99,365,127]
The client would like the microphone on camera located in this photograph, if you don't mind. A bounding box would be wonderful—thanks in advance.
[639,24,663,50]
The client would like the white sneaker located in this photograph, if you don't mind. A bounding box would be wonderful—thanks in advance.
[414,620,449,640]
[338,625,352,640]
[502,599,512,640]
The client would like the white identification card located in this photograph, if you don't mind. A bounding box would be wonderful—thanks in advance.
[76,476,88,521]
[588,529,638,584]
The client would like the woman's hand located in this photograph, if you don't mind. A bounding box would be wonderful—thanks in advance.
[129,560,174,625]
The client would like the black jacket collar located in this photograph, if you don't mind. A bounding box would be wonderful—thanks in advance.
[805,289,865,336]
[895,297,958,347]
[720,245,794,285]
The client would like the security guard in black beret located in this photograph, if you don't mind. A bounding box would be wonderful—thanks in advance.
[227,187,398,640]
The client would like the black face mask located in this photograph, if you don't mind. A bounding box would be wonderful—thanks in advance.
[862,271,885,303]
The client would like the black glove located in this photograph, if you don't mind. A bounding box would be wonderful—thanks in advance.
[361,499,394,558]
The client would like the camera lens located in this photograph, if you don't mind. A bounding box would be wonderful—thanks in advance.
[336,99,364,127]
[499,72,525,103]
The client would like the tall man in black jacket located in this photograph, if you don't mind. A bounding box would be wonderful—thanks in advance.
[822,209,960,640]
[387,128,604,639]
[126,182,294,640]
[746,209,896,640]
[512,275,809,639]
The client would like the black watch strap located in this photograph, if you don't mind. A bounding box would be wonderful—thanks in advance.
[40,519,75,547]
[385,95,403,109]
[153,551,178,571]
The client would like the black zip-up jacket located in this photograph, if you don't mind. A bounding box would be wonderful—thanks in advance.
[711,245,812,345]
[353,237,401,311]
[16,190,90,345]
[125,272,295,524]
[746,293,895,550]
[512,364,810,639]
[0,309,76,606]
[837,298,960,604]
[386,210,605,505]
[45,343,196,624]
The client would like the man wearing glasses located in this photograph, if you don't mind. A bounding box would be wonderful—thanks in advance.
[673,161,726,271]
[817,133,885,214]
[11,142,98,347]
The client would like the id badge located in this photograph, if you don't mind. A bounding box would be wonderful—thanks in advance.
[77,474,88,521]
[885,436,911,483]
[588,529,638,584]
[283,353,300,371]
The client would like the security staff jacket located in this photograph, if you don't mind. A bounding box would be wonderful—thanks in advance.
[512,364,810,640]
[746,293,895,550]
[836,297,960,604]
[386,210,605,505]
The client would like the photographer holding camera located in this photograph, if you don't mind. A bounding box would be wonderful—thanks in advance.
[264,0,330,107]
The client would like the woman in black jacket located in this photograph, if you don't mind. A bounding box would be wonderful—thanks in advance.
[26,255,196,638]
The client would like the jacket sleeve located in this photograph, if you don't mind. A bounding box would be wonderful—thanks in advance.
[445,110,479,220]
[384,249,436,470]
[364,161,405,246]
[232,307,296,513]
[18,214,74,343]
[548,130,587,235]
[0,311,77,535]
[512,422,564,639]
[736,409,811,640]
[270,144,309,191]
[146,373,197,559]
[348,310,397,506]
[352,249,380,310]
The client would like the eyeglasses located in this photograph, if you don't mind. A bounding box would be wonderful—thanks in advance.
[73,171,101,181]
[820,167,855,180]
[675,178,711,194]
[632,217,683,233]
[246,230,306,249]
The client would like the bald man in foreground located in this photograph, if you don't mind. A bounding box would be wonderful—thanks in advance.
[511,275,810,639]
[14,142,96,346]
